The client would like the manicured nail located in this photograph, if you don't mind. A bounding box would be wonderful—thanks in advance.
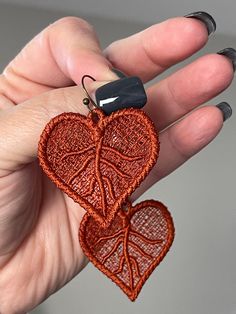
[111,68,127,78]
[184,11,216,35]
[95,76,147,115]
[216,102,232,122]
[217,48,236,72]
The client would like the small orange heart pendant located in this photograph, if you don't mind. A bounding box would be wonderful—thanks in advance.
[79,200,175,301]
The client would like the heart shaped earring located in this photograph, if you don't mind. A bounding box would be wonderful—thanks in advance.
[38,75,159,227]
[38,74,175,300]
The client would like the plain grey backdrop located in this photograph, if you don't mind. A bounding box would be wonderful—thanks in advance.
[0,2,235,314]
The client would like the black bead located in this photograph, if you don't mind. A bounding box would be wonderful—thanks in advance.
[95,76,147,115]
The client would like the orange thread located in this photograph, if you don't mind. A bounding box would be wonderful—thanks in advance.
[79,200,175,301]
[68,155,94,184]
[38,104,175,301]
[83,177,96,197]
[103,146,144,161]
[95,137,107,217]
[100,158,130,178]
[103,177,116,201]
[61,145,95,161]
[38,107,160,228]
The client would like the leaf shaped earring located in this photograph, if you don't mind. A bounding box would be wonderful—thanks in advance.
[38,74,175,300]
[80,200,174,301]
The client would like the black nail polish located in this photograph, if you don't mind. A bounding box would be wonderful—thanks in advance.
[95,77,147,115]
[217,48,236,72]
[216,102,232,122]
[184,11,216,35]
[111,68,127,78]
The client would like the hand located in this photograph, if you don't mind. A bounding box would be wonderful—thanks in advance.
[0,15,233,313]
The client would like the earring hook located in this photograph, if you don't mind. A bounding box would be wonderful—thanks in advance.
[81,75,99,111]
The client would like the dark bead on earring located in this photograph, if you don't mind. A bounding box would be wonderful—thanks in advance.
[83,98,90,106]
[95,76,147,115]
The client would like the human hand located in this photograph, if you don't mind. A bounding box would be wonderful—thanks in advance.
[0,14,234,313]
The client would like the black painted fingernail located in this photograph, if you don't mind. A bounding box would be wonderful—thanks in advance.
[217,48,236,72]
[111,68,127,78]
[216,102,232,122]
[184,11,216,35]
[95,77,147,115]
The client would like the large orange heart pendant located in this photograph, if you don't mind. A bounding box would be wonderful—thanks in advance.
[38,107,159,227]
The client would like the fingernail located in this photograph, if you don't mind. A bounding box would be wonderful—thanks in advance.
[111,68,127,78]
[184,11,216,35]
[216,102,232,122]
[217,48,236,72]
[95,76,147,115]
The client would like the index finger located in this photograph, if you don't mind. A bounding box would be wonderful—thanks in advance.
[104,15,210,82]
[1,17,117,104]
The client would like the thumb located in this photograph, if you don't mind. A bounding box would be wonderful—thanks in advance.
[0,82,108,175]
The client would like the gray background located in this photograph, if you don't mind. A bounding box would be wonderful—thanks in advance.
[0,2,235,314]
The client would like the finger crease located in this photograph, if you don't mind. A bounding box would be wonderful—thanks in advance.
[167,127,191,161]
[140,35,166,72]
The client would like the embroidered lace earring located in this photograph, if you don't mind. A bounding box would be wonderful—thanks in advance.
[38,74,175,301]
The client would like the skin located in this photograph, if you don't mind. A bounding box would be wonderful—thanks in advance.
[0,16,234,314]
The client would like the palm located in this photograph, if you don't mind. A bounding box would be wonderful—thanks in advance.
[0,162,42,260]
[0,16,233,313]
[0,163,87,309]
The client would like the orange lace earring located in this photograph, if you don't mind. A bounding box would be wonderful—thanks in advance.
[38,75,175,301]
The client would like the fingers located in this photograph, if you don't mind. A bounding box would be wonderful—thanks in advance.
[1,17,117,104]
[104,16,209,82]
[0,15,217,109]
[132,105,224,200]
[145,53,234,131]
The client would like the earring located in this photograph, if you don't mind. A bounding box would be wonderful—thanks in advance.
[38,74,175,301]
